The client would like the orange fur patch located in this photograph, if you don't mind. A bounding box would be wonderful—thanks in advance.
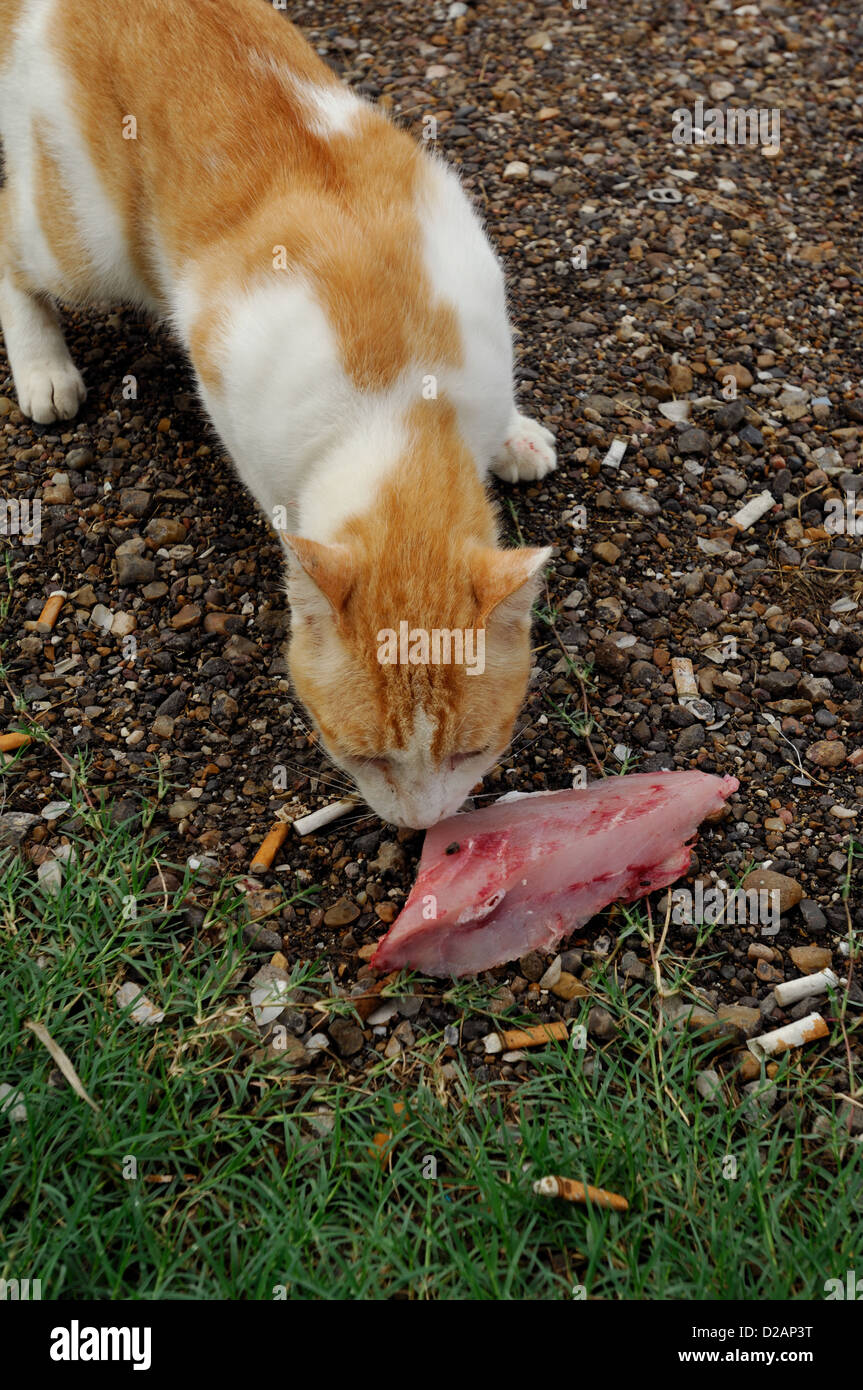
[53,0,461,387]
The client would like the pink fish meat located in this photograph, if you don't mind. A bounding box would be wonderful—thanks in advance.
[371,771,738,977]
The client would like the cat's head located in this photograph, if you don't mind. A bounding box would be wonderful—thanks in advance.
[283,533,550,828]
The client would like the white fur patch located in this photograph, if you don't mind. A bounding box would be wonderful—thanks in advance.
[247,49,364,137]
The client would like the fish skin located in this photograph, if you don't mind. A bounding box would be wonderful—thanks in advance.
[371,771,739,977]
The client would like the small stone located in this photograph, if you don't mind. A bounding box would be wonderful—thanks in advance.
[323,897,360,927]
[806,739,846,768]
[715,398,747,431]
[0,812,40,848]
[789,944,832,973]
[168,798,197,821]
[142,581,169,601]
[715,363,753,389]
[90,603,113,631]
[65,446,94,468]
[621,950,646,981]
[120,489,151,517]
[716,1005,761,1039]
[539,955,562,989]
[592,540,622,564]
[145,517,187,546]
[503,160,529,181]
[668,362,693,393]
[171,603,201,631]
[740,869,803,914]
[519,950,544,982]
[111,611,136,637]
[695,1069,723,1102]
[210,691,238,727]
[43,481,73,504]
[369,840,406,874]
[678,428,711,457]
[619,488,660,517]
[151,715,175,739]
[551,971,589,1000]
[245,887,283,921]
[798,900,828,934]
[117,553,155,585]
[588,1006,617,1040]
[328,1017,365,1057]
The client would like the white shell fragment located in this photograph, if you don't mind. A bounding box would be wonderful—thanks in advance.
[116,982,165,1027]
[250,978,290,1028]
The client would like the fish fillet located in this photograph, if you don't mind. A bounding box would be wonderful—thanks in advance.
[371,771,738,978]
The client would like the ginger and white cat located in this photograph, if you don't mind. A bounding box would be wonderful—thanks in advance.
[0,0,557,828]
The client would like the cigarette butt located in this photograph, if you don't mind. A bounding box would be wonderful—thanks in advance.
[250,821,290,872]
[671,657,698,700]
[602,438,627,470]
[773,968,839,1008]
[499,1021,569,1050]
[730,490,776,532]
[0,732,32,753]
[747,1011,828,1060]
[293,797,357,836]
[35,590,67,633]
[533,1175,629,1212]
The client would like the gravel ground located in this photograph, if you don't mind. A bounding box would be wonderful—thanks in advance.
[1,1,861,1104]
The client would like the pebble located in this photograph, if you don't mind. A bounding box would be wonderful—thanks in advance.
[619,489,660,517]
[798,900,828,934]
[0,812,41,847]
[328,1017,365,1057]
[695,1069,723,1103]
[323,897,360,927]
[806,740,846,769]
[741,869,803,914]
[790,945,832,973]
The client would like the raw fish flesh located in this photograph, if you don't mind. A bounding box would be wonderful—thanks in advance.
[371,771,738,977]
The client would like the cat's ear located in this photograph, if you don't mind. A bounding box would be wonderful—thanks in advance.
[470,545,552,626]
[281,533,354,619]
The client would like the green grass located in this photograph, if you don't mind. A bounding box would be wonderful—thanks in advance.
[1,803,860,1300]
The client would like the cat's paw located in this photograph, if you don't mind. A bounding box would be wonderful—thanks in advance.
[16,360,86,423]
[491,414,557,484]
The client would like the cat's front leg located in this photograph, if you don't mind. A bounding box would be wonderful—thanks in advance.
[490,410,557,484]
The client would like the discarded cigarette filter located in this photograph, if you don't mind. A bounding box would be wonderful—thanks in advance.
[533,1175,629,1212]
[671,657,699,701]
[747,1011,828,1060]
[250,821,290,872]
[730,490,775,532]
[501,1021,569,1050]
[36,590,67,633]
[293,798,356,836]
[773,968,839,1008]
[0,731,32,753]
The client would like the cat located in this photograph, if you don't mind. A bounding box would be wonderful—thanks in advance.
[0,0,557,828]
